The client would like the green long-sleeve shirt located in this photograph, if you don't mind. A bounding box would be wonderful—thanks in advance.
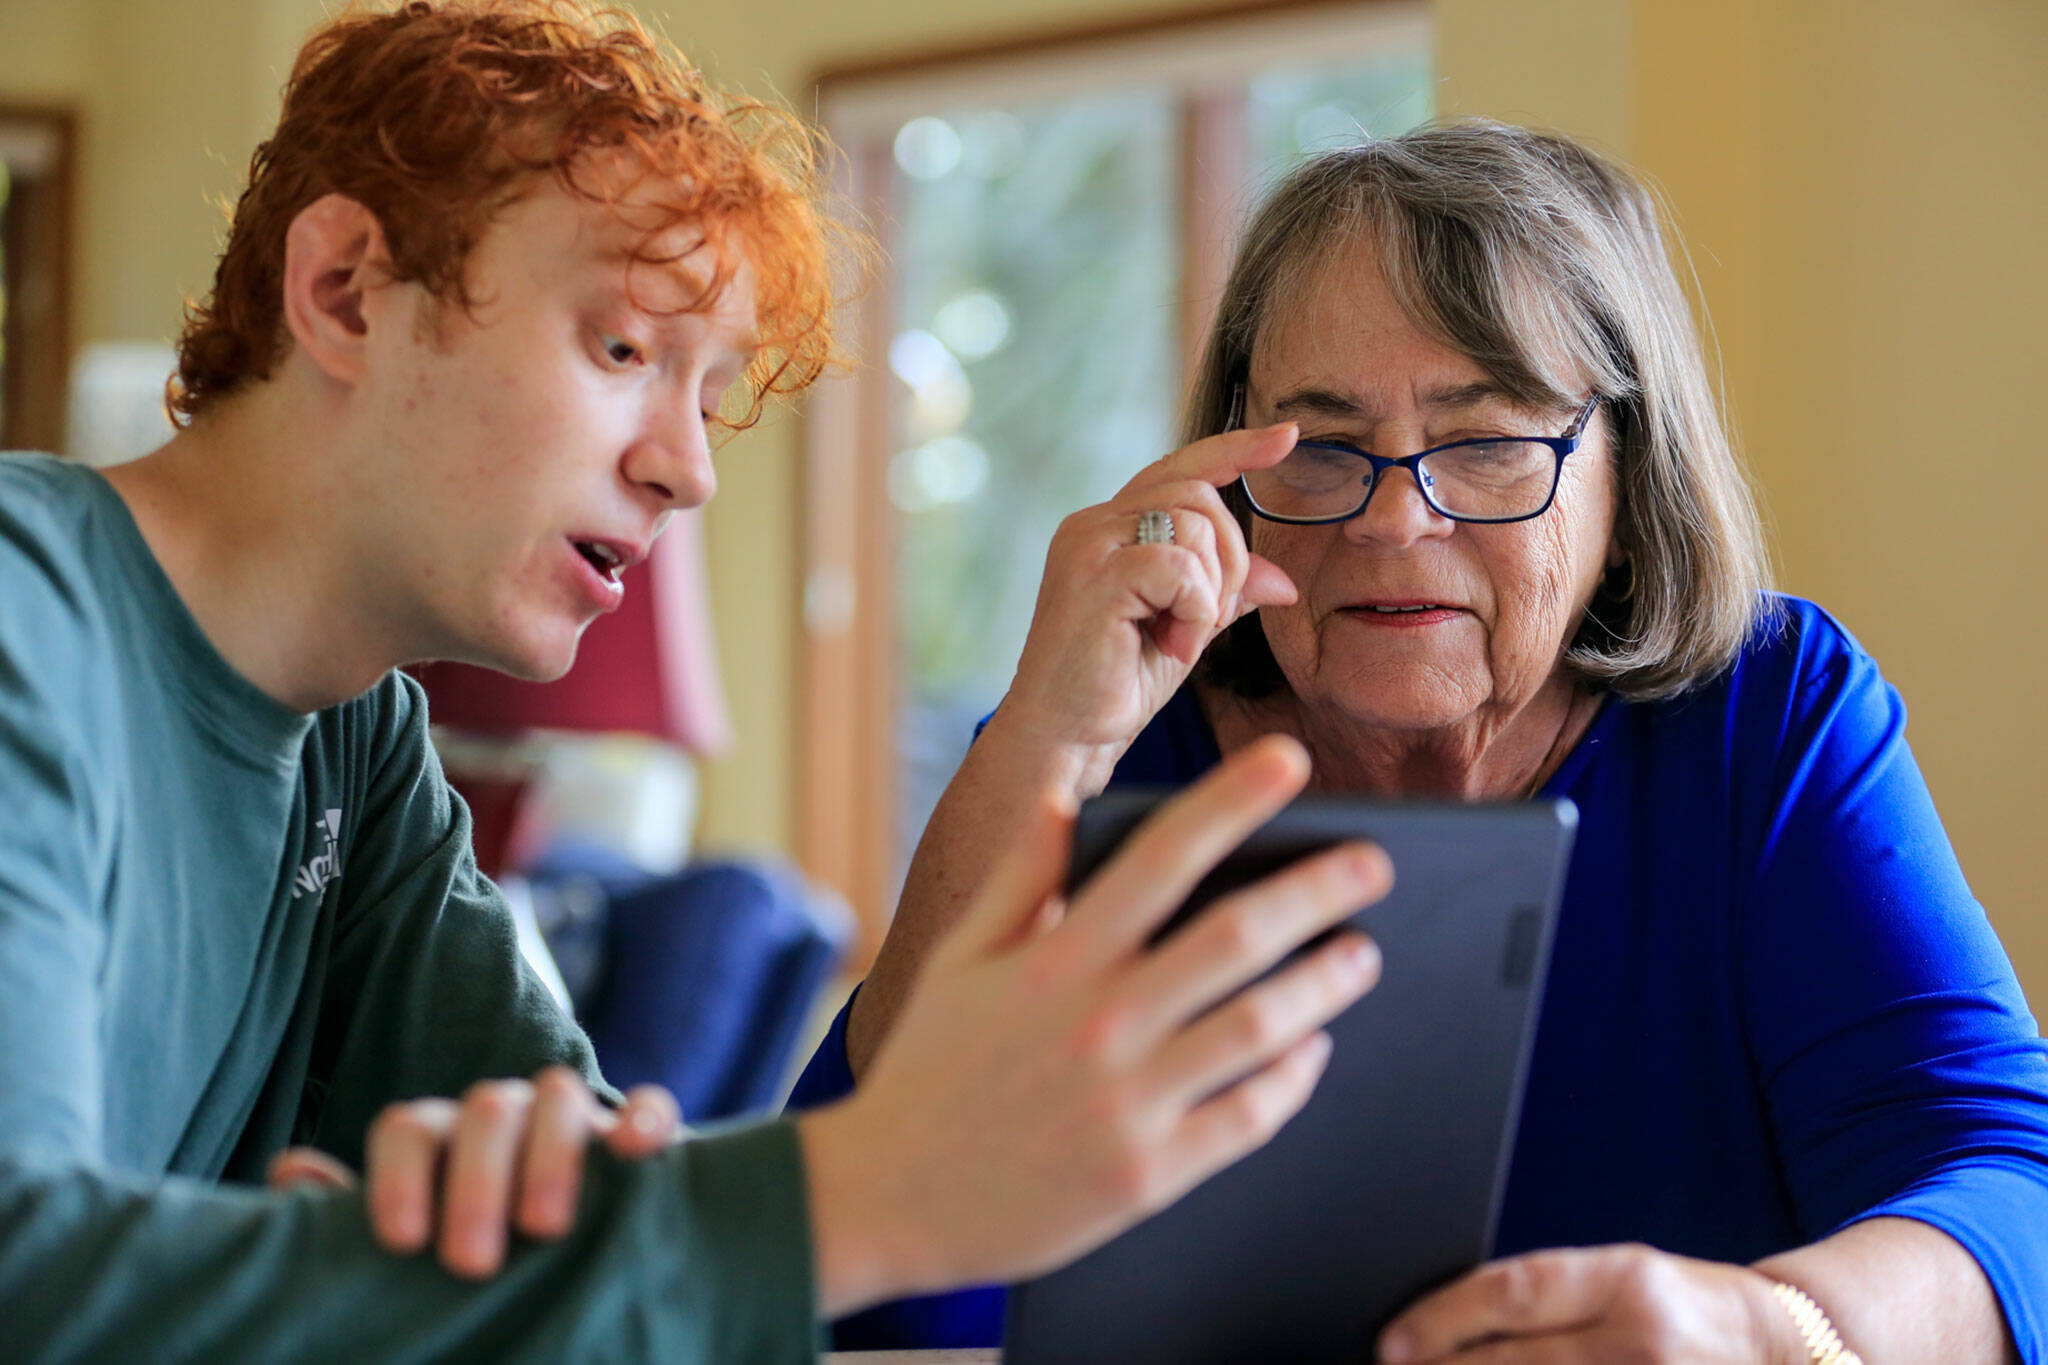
[0,452,818,1362]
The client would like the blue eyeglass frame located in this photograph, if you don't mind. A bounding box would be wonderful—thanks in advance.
[1229,386,1602,526]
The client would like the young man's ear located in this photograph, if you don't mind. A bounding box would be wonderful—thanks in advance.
[280,194,391,388]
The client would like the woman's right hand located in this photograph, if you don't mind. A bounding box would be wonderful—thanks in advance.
[847,422,1309,1079]
[994,423,1302,762]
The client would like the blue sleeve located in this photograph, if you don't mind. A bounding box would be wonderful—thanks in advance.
[786,988,859,1112]
[1736,610,2048,1359]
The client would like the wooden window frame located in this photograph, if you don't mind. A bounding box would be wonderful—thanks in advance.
[796,0,1423,972]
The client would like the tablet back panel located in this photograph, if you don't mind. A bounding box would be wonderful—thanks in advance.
[1003,795,1577,1365]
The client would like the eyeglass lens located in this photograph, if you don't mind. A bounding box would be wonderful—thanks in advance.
[1244,439,1559,522]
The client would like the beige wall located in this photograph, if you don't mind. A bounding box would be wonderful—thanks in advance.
[0,0,332,342]
[1630,0,2048,999]
[3,0,2041,1002]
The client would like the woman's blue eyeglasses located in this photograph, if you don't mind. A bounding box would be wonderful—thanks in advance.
[1230,387,1601,526]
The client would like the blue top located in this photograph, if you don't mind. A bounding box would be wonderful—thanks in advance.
[791,596,2048,1357]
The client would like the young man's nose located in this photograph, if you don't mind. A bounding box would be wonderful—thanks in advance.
[622,419,716,511]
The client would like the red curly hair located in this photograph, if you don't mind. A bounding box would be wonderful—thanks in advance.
[171,0,842,429]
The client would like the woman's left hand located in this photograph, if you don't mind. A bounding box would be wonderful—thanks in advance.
[1376,1244,1801,1363]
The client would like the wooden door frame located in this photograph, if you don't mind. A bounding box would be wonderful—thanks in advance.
[0,104,78,456]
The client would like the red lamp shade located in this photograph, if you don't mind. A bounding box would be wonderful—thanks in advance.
[413,507,732,753]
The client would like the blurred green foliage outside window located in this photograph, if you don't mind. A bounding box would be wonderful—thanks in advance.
[884,50,1435,882]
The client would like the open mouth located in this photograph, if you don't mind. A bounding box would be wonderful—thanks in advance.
[573,540,626,583]
[1358,603,1448,614]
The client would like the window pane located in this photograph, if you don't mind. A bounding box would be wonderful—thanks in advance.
[1246,50,1435,174]
[888,94,1178,885]
[881,50,1434,895]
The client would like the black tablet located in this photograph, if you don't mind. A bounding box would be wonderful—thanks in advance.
[1004,791,1578,1365]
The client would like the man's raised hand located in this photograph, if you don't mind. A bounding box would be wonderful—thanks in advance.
[799,734,1389,1317]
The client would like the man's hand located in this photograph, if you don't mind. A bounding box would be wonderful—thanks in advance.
[267,1068,682,1279]
[800,734,1390,1317]
[1375,1244,1804,1364]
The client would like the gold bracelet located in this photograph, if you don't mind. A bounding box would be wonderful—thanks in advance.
[1769,1281,1865,1365]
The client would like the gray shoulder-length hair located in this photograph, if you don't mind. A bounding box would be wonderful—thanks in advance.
[1191,120,1772,702]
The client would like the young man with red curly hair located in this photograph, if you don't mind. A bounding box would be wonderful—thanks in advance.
[0,2,1385,1357]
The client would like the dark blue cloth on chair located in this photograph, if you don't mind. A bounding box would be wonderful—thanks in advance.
[542,854,847,1123]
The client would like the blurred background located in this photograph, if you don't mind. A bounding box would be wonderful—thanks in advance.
[2,0,2042,1069]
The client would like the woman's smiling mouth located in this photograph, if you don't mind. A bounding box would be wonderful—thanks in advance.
[1338,600,1467,626]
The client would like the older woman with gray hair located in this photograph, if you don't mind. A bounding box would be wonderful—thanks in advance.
[793,122,2048,1361]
